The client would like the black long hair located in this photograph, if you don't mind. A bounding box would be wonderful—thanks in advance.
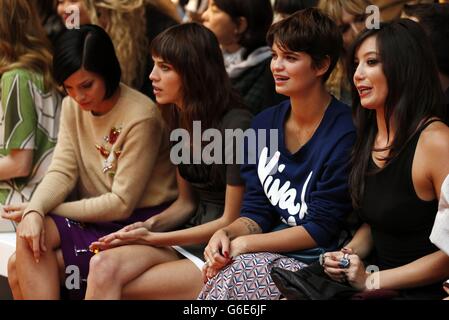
[348,19,446,208]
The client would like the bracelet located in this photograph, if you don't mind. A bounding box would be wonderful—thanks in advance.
[22,210,45,220]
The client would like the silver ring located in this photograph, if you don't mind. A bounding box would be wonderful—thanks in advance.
[339,253,350,269]
[319,253,326,266]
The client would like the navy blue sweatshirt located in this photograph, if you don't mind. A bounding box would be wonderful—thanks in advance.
[240,98,356,248]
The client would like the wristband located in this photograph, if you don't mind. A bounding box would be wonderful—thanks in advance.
[22,210,44,220]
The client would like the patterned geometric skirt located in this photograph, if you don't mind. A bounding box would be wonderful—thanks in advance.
[198,252,306,300]
[49,203,170,300]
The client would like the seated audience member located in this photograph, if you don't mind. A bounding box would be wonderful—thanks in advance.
[318,0,372,105]
[6,24,177,300]
[202,0,285,115]
[85,23,252,300]
[322,19,449,300]
[0,0,61,221]
[199,8,355,300]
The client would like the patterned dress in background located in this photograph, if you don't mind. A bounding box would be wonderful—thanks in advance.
[0,68,62,204]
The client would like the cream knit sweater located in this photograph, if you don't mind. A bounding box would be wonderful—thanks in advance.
[25,84,177,222]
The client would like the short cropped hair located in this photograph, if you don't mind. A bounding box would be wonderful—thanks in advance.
[53,24,121,99]
[267,8,342,82]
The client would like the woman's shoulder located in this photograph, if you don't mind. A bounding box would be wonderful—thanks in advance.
[324,97,356,133]
[419,120,449,152]
[251,99,290,129]
[0,68,42,87]
[117,84,161,120]
[1,68,32,78]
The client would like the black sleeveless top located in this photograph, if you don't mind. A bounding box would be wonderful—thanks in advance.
[359,121,439,270]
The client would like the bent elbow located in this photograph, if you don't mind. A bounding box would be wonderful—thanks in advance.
[15,163,32,178]
[115,204,134,221]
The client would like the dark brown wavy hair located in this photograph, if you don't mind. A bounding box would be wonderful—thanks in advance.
[151,22,246,134]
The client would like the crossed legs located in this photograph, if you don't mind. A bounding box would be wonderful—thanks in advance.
[85,245,203,300]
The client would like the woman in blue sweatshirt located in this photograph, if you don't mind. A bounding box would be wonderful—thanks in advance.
[199,8,356,300]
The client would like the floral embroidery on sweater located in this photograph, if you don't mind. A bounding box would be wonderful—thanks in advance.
[95,126,122,176]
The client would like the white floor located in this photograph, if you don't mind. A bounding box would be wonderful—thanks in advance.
[0,232,15,277]
[0,233,15,300]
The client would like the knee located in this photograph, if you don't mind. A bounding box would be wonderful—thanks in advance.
[88,252,120,287]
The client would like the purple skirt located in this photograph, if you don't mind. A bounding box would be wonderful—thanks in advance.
[49,203,170,300]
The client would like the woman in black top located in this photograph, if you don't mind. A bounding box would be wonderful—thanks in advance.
[323,19,449,299]
[85,23,252,299]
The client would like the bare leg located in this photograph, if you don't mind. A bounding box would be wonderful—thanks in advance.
[15,217,61,299]
[85,245,180,300]
[55,250,66,283]
[7,253,22,300]
[122,259,203,300]
[8,249,65,300]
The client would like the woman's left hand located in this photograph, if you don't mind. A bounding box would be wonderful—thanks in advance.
[201,236,249,283]
[90,227,156,251]
[1,202,29,223]
[323,251,369,290]
[343,254,369,290]
[202,265,223,283]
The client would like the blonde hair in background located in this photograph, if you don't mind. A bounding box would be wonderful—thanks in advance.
[0,0,55,91]
[84,0,149,89]
[319,0,371,24]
